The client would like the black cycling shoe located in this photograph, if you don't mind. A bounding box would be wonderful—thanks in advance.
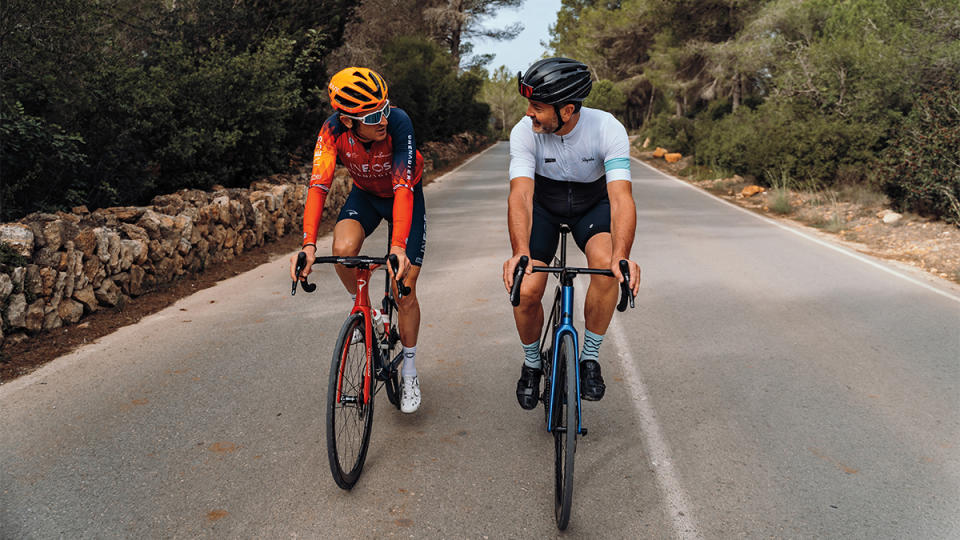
[579,360,606,401]
[516,365,543,410]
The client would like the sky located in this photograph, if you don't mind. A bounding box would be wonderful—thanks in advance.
[469,0,563,76]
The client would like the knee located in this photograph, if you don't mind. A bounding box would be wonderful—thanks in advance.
[517,289,543,314]
[397,287,418,311]
[332,237,360,256]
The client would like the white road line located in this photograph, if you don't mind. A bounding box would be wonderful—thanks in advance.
[633,158,960,304]
[610,317,703,539]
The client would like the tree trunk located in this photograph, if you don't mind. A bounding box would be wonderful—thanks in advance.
[732,73,741,111]
[449,0,463,69]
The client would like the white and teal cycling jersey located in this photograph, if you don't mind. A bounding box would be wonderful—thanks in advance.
[508,106,632,185]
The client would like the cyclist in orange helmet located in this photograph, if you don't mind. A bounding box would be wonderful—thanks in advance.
[290,67,426,413]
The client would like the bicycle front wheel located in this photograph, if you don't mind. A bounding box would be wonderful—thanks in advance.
[552,333,578,530]
[326,312,375,490]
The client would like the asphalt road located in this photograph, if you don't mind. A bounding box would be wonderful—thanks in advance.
[2,142,958,539]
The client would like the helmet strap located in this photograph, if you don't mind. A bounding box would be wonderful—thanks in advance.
[552,105,565,133]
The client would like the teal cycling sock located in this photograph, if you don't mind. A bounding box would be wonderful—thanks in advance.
[522,340,541,369]
[582,329,604,363]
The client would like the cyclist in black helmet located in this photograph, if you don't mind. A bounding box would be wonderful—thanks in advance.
[502,57,642,410]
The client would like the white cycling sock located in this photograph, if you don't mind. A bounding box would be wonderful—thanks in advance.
[402,346,417,377]
[522,340,541,369]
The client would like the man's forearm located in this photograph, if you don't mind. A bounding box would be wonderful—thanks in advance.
[609,193,636,259]
[508,181,534,256]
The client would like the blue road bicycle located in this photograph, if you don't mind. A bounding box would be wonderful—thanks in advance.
[509,224,635,530]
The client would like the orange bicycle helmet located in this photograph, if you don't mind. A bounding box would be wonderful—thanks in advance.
[327,67,388,115]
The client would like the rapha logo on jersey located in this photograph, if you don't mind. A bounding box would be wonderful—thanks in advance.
[345,152,352,158]
[581,157,595,162]
[347,209,358,216]
[545,158,556,163]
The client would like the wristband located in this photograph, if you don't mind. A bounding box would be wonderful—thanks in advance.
[302,243,316,250]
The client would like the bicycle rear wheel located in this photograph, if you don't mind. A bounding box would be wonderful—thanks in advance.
[326,312,375,490]
[553,333,578,530]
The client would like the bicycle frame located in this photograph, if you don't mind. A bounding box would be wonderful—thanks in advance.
[335,259,402,407]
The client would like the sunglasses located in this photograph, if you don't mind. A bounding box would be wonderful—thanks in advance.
[518,72,534,98]
[343,100,391,125]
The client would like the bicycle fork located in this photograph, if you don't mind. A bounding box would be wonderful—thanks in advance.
[546,284,585,436]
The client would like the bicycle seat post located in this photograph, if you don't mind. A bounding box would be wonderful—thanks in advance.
[559,224,570,268]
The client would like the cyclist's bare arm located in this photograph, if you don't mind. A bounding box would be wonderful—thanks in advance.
[607,179,641,295]
[504,176,536,291]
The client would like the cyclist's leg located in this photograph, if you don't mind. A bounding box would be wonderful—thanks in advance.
[392,184,427,413]
[514,203,556,409]
[394,183,426,349]
[514,201,559,343]
[574,200,617,335]
[574,201,616,401]
[333,187,382,294]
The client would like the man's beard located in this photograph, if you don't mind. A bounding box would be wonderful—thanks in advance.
[530,115,556,134]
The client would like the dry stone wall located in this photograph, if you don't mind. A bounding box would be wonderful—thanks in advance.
[0,169,352,347]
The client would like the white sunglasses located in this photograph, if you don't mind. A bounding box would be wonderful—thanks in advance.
[343,100,391,125]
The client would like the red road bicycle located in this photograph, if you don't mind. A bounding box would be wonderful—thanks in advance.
[292,249,410,489]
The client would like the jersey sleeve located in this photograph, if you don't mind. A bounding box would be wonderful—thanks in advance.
[601,114,631,183]
[301,115,339,246]
[386,108,417,249]
[508,117,537,181]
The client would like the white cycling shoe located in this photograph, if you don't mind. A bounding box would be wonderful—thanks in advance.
[400,376,421,413]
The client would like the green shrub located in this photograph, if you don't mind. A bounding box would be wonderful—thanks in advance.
[642,113,695,154]
[881,85,960,224]
[585,80,627,119]
[695,101,880,187]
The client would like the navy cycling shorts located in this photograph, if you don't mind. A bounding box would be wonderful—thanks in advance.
[337,183,426,266]
[529,198,611,264]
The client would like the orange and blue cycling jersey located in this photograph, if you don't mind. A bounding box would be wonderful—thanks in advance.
[302,107,424,249]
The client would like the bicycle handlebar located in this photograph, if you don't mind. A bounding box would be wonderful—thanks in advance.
[508,256,635,311]
[616,260,635,312]
[509,255,529,306]
[291,251,410,299]
[388,254,412,298]
[292,252,317,294]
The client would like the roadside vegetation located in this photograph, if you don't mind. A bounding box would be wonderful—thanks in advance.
[1,0,525,221]
[3,0,958,228]
[546,0,960,225]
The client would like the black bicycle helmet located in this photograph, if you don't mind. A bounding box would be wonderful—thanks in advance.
[518,57,592,104]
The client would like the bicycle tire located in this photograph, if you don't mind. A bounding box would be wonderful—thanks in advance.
[326,312,375,490]
[382,351,401,409]
[553,333,577,530]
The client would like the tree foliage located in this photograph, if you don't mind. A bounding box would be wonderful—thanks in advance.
[1,0,496,221]
[481,66,527,139]
[546,0,960,221]
[881,85,960,224]
[379,37,490,142]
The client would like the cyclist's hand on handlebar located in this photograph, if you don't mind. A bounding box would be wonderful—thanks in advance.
[503,253,532,292]
[290,244,317,281]
[611,258,641,297]
[387,246,410,281]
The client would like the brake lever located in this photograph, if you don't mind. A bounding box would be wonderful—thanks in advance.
[617,259,635,312]
[388,254,411,299]
[292,251,316,295]
[509,255,529,307]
